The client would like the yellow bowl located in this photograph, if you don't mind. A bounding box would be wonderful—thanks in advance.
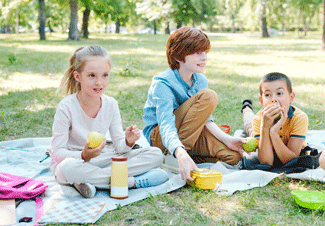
[188,169,223,190]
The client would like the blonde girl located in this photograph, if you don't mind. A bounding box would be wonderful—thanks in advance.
[50,45,168,198]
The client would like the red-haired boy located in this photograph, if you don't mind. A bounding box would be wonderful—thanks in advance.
[143,27,246,182]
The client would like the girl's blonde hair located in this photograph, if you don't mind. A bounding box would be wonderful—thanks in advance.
[59,45,111,95]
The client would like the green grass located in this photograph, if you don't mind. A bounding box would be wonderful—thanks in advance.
[1,32,325,225]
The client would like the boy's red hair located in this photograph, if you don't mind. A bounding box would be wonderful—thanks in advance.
[166,27,211,70]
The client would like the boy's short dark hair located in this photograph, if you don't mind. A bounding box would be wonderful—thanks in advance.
[166,27,210,70]
[259,72,292,95]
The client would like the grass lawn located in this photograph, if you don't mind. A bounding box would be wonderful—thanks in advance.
[0,31,325,225]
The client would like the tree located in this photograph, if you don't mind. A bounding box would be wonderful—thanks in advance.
[68,0,79,40]
[288,0,322,37]
[39,0,46,40]
[259,0,269,37]
[265,0,287,34]
[110,0,124,33]
[323,0,325,49]
[93,0,137,34]
[44,0,69,33]
[136,0,172,34]
[191,0,218,31]
[171,0,195,28]
[1,0,31,33]
[93,0,112,33]
[15,1,19,34]
[224,0,247,33]
[81,0,92,38]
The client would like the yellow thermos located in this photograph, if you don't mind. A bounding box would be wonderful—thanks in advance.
[110,156,128,199]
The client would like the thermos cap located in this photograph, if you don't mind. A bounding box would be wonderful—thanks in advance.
[112,157,128,161]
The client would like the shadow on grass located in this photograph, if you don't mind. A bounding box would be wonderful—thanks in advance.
[0,87,62,141]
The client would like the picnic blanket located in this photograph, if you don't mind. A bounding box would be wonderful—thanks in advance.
[1,130,324,224]
[0,132,185,225]
[211,130,325,195]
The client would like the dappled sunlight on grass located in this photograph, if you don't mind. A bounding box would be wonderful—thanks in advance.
[0,73,61,95]
[110,48,165,57]
[24,99,58,113]
[114,48,166,56]
[288,182,308,191]
[95,35,139,41]
[214,196,244,214]
[20,44,76,53]
[208,51,325,79]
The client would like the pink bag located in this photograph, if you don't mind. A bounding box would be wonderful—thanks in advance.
[0,172,48,224]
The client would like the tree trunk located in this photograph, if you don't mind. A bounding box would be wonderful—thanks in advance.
[68,0,79,41]
[176,20,182,29]
[296,10,300,37]
[323,0,325,50]
[16,5,19,34]
[115,17,120,33]
[303,14,308,36]
[209,24,213,32]
[105,19,109,33]
[260,1,269,38]
[261,16,269,37]
[231,16,236,33]
[282,23,286,36]
[153,20,157,34]
[39,0,46,40]
[165,21,170,34]
[82,8,90,39]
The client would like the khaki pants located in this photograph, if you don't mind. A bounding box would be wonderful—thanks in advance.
[54,146,163,189]
[151,89,242,165]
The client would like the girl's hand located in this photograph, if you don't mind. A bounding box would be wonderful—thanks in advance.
[125,125,140,147]
[81,139,106,162]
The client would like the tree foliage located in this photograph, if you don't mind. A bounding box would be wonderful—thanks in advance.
[0,0,324,43]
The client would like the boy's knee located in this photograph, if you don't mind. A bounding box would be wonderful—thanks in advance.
[198,89,218,108]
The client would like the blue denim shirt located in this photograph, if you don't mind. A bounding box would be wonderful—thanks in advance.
[143,68,213,155]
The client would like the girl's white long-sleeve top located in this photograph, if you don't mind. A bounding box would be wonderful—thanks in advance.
[50,93,132,173]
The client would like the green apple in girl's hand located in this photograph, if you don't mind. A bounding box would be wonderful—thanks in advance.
[243,137,258,152]
[87,132,104,148]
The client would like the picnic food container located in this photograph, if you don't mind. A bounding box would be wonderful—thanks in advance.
[110,157,128,199]
[291,190,325,210]
[188,169,223,190]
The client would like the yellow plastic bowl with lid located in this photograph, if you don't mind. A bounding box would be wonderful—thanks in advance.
[188,169,223,190]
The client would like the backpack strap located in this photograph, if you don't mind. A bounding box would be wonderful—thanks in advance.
[34,196,44,225]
